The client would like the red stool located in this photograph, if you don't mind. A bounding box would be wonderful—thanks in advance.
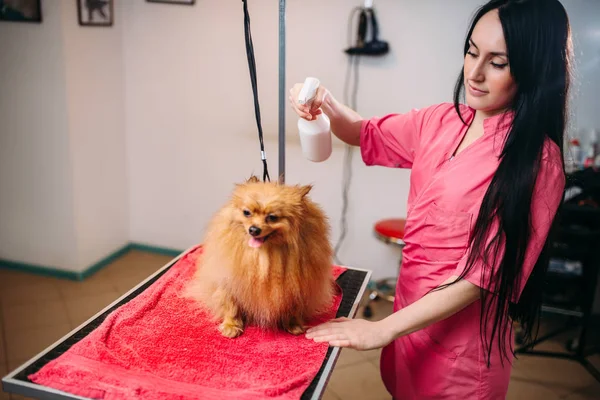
[363,218,406,318]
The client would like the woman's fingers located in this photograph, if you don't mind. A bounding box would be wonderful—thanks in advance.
[306,326,337,337]
[328,340,353,348]
[289,83,328,121]
[289,103,312,120]
[288,96,312,120]
[306,322,340,333]
[310,333,348,343]
[306,325,353,341]
[307,318,348,331]
[309,86,327,112]
[330,317,350,322]
[306,318,351,334]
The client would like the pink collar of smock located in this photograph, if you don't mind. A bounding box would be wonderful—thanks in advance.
[461,104,515,136]
[453,105,515,158]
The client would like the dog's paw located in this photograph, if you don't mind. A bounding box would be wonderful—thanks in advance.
[219,320,244,338]
[285,324,306,336]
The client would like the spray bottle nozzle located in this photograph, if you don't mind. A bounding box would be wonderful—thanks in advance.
[297,77,321,106]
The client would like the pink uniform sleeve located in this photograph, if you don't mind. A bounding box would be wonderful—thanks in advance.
[454,157,566,302]
[360,105,438,169]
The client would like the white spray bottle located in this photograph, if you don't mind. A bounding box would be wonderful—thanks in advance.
[297,77,332,162]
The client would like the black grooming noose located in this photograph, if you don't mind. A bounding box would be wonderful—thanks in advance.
[242,0,271,182]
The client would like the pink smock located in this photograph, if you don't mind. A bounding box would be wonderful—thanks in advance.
[360,103,565,399]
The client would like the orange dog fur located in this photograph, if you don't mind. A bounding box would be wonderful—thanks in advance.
[185,176,335,338]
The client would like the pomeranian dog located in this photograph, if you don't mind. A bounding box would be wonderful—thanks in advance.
[185,176,335,338]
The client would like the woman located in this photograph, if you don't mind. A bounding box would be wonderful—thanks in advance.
[289,0,572,398]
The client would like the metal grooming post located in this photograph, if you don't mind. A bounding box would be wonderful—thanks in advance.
[278,0,286,183]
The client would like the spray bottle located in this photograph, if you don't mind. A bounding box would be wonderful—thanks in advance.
[297,77,332,162]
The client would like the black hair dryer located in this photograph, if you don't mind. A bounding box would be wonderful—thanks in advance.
[344,1,389,56]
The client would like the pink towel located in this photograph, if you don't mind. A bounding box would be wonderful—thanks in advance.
[29,246,347,399]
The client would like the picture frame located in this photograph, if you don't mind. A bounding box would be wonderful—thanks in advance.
[146,0,196,5]
[77,0,113,27]
[0,0,42,23]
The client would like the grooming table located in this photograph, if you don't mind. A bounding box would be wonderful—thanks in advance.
[2,247,371,400]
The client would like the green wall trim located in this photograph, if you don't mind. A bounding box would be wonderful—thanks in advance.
[0,259,80,280]
[0,242,185,281]
[78,244,132,281]
[128,243,183,258]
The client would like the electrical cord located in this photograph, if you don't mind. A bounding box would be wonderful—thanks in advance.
[333,7,363,265]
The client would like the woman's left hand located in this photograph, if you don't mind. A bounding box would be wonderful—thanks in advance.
[305,317,394,351]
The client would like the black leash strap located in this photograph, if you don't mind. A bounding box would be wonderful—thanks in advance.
[242,0,270,182]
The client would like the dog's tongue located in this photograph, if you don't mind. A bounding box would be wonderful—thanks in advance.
[249,237,265,248]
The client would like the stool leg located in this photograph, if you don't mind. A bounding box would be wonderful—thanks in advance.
[362,246,403,319]
[362,285,379,318]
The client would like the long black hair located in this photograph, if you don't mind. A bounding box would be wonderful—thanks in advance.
[451,0,572,366]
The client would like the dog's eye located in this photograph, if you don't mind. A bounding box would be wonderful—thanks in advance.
[266,214,279,223]
[243,210,251,217]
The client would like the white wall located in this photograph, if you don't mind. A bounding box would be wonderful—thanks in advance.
[123,0,600,280]
[0,0,128,272]
[0,0,78,270]
[61,1,129,269]
[1,0,598,282]
[123,0,483,279]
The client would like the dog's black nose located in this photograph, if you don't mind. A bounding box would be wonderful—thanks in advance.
[249,226,262,237]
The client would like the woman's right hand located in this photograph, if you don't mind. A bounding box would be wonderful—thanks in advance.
[289,81,362,146]
[288,83,328,121]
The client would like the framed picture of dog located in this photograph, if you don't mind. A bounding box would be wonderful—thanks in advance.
[0,0,42,23]
[77,0,113,27]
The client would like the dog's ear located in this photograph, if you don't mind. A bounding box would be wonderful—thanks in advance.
[246,175,260,183]
[298,184,313,198]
